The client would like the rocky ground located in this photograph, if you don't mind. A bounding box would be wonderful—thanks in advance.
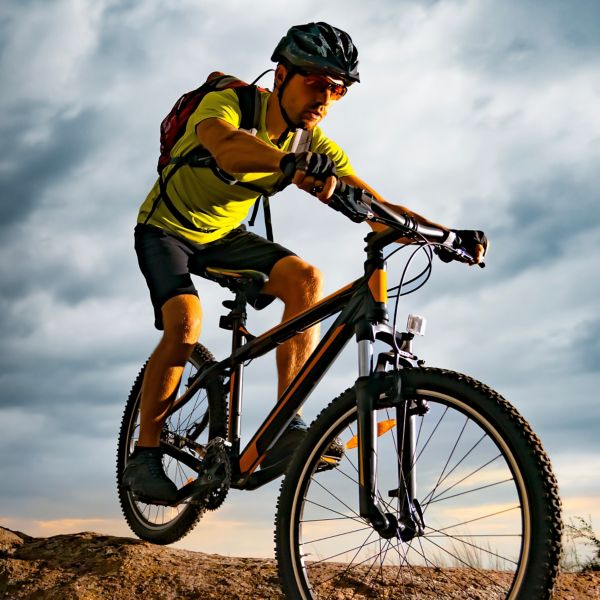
[1,526,598,599]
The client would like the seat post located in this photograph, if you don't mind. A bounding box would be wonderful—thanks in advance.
[220,292,249,460]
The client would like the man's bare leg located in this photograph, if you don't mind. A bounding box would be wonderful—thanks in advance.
[256,256,324,472]
[262,256,324,401]
[137,294,203,447]
[122,294,203,502]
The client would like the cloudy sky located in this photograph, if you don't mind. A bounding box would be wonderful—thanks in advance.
[1,0,599,558]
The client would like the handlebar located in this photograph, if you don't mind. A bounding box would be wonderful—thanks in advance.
[333,181,484,268]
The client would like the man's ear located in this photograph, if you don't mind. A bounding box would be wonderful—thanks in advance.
[274,64,287,89]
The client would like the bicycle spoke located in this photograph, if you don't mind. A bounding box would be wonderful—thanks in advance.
[424,525,519,566]
[421,415,469,505]
[348,540,390,599]
[307,529,378,576]
[306,534,381,570]
[420,432,488,509]
[413,405,449,464]
[303,498,366,526]
[311,476,363,522]
[427,476,514,504]
[426,453,502,505]
[411,536,461,594]
[434,504,521,533]
[303,524,373,545]
[420,535,506,588]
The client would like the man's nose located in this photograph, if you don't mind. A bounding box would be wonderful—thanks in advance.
[314,87,332,105]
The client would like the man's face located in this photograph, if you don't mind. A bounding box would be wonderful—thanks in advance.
[277,65,347,130]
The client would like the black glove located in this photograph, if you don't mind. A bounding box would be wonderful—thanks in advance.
[280,151,337,186]
[435,229,488,263]
[327,182,372,223]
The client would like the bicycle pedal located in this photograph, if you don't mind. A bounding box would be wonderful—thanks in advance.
[131,493,173,507]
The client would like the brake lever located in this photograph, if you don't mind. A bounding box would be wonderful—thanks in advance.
[454,248,486,268]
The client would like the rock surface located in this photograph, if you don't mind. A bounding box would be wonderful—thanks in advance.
[1,526,598,599]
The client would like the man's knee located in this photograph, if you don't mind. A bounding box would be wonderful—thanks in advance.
[161,294,203,348]
[266,257,324,305]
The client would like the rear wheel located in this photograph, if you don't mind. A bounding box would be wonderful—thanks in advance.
[275,368,562,599]
[116,343,227,545]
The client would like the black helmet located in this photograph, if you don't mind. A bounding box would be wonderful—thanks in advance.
[272,22,360,84]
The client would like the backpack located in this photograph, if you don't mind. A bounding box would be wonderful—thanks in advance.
[146,71,312,240]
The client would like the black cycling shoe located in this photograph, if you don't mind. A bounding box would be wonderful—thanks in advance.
[260,416,346,476]
[260,416,308,475]
[318,436,345,471]
[122,446,178,505]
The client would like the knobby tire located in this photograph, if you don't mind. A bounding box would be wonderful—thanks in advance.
[275,367,562,600]
[116,343,227,545]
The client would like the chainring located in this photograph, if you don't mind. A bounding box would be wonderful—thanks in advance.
[197,437,231,510]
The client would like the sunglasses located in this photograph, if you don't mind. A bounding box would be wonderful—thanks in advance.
[298,70,348,100]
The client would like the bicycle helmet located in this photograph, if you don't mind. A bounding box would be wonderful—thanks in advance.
[272,22,360,84]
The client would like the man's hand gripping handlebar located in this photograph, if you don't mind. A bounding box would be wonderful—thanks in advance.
[327,181,487,268]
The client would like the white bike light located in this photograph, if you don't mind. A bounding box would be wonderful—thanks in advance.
[407,314,426,336]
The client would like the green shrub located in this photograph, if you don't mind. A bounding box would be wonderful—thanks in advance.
[563,516,600,572]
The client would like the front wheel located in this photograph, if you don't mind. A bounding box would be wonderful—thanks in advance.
[116,343,227,545]
[275,368,562,599]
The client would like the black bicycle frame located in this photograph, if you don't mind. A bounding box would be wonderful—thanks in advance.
[165,227,419,533]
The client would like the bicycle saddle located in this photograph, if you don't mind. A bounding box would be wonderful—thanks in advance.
[203,267,273,310]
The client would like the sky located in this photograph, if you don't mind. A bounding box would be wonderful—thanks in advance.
[1,0,599,559]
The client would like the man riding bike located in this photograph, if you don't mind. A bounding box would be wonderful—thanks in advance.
[123,22,487,504]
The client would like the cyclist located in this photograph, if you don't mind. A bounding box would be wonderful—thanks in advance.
[123,22,488,503]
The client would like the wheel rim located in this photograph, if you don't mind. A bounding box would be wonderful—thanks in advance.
[122,355,210,530]
[287,389,531,599]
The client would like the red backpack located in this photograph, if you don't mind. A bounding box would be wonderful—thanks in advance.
[158,71,264,175]
[146,71,312,240]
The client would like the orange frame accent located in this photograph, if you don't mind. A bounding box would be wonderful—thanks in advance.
[368,269,387,304]
[238,324,347,474]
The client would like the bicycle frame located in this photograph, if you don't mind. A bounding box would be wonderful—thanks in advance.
[165,226,423,534]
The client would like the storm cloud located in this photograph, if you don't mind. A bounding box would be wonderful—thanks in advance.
[1,0,598,556]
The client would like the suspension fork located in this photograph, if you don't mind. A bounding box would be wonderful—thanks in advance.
[355,323,399,539]
[397,401,417,520]
[355,322,426,541]
[391,397,425,541]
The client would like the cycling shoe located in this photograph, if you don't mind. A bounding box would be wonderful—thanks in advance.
[122,446,178,505]
[261,416,345,475]
[260,416,308,475]
[318,436,345,471]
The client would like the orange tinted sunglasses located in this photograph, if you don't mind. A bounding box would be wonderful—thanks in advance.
[298,70,348,100]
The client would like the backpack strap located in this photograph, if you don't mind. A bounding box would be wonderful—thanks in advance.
[250,129,313,241]
[270,128,314,195]
[289,128,313,154]
[235,85,261,133]
[248,194,274,241]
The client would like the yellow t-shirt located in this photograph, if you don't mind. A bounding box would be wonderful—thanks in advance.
[137,88,355,244]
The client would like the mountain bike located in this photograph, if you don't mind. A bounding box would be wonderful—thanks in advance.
[116,187,562,599]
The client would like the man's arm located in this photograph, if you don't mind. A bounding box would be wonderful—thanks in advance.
[340,174,449,235]
[196,118,286,174]
[197,118,337,202]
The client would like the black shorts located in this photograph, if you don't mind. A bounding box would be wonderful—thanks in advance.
[134,224,296,330]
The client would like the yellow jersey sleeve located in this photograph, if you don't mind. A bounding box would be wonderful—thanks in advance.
[188,89,242,130]
[311,126,355,179]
